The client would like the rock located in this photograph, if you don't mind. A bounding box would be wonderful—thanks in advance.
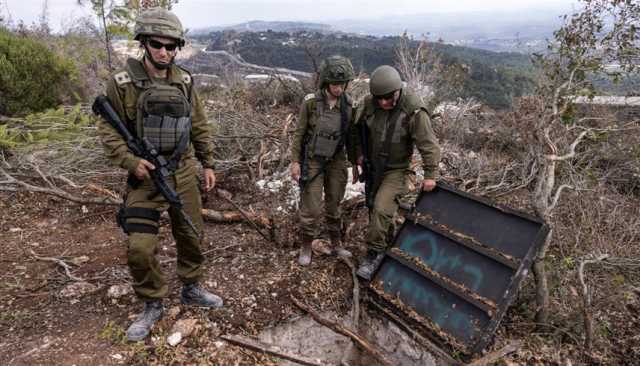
[167,306,181,319]
[167,332,182,346]
[312,239,332,255]
[107,284,132,299]
[61,282,97,298]
[167,318,198,346]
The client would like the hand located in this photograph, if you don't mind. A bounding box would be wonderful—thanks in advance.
[422,179,437,192]
[203,168,216,192]
[134,159,155,180]
[290,162,301,182]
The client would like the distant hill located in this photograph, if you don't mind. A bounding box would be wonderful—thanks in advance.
[191,30,537,108]
[191,21,332,35]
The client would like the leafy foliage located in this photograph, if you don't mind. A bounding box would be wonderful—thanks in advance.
[197,30,536,108]
[0,105,94,151]
[0,28,78,116]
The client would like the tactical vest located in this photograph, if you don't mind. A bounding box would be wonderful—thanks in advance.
[307,91,352,159]
[363,90,428,169]
[118,58,193,159]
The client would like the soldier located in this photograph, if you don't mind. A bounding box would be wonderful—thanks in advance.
[290,55,357,266]
[353,65,441,280]
[97,8,223,342]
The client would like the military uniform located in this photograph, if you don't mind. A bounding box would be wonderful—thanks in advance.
[291,90,355,238]
[356,89,441,253]
[291,55,357,265]
[98,58,215,300]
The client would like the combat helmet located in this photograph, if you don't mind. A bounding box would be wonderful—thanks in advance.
[134,7,185,47]
[318,55,355,87]
[369,65,402,96]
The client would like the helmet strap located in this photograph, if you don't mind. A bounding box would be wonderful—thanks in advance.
[143,42,174,70]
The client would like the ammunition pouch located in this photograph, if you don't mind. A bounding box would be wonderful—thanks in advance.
[311,131,341,159]
[137,83,192,163]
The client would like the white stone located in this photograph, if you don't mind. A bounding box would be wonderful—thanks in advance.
[61,282,97,298]
[107,284,132,299]
[167,332,182,346]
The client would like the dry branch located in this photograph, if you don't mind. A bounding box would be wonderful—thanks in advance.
[29,250,85,282]
[466,341,522,366]
[220,334,327,366]
[291,296,393,366]
[339,257,361,365]
[215,189,274,242]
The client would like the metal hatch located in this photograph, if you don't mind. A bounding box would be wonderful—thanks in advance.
[368,182,549,355]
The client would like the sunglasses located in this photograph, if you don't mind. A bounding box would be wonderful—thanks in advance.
[147,39,178,51]
[374,91,397,101]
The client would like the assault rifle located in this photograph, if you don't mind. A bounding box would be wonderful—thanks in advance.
[92,95,201,239]
[358,120,375,208]
[358,109,398,209]
[298,135,311,192]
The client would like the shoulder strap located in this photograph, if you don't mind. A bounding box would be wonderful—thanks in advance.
[126,58,152,89]
[175,65,194,103]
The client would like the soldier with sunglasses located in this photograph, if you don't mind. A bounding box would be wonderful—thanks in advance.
[96,7,222,342]
[352,65,441,280]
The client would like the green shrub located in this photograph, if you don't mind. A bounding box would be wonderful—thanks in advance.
[0,28,78,116]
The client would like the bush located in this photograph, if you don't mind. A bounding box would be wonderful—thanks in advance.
[0,28,78,116]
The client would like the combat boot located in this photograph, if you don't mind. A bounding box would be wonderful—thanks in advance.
[356,250,385,280]
[181,282,224,308]
[329,230,352,258]
[298,234,313,266]
[126,300,164,342]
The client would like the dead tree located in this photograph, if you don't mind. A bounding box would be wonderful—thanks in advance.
[528,0,640,325]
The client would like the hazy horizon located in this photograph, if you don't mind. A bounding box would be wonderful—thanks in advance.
[4,0,578,34]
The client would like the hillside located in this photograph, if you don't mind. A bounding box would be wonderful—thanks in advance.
[191,20,332,35]
[193,30,537,108]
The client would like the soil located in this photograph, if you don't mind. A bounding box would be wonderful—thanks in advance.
[1,174,638,365]
[0,175,361,365]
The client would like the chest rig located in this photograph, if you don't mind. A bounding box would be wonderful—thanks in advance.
[308,92,352,159]
[362,91,428,169]
[126,58,192,170]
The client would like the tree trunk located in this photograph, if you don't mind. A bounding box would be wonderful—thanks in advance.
[532,157,554,327]
[532,229,553,326]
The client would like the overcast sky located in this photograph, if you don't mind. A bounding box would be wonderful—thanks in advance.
[4,0,577,31]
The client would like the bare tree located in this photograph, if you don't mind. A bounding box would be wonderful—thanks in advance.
[528,0,639,325]
[394,32,466,109]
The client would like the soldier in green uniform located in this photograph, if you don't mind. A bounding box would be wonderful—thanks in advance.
[97,8,223,342]
[353,65,441,280]
[290,55,357,266]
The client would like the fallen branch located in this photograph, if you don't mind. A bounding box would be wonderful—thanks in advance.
[220,334,327,366]
[215,189,273,242]
[0,166,121,206]
[29,249,85,282]
[466,341,522,366]
[291,296,393,366]
[339,257,361,365]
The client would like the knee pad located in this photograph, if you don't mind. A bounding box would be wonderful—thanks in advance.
[124,207,160,235]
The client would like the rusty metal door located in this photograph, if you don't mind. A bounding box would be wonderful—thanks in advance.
[369,183,549,355]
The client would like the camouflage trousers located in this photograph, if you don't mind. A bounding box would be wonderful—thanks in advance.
[124,161,205,301]
[366,168,413,253]
[299,156,348,238]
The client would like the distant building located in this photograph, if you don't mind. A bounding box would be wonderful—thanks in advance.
[572,96,640,122]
